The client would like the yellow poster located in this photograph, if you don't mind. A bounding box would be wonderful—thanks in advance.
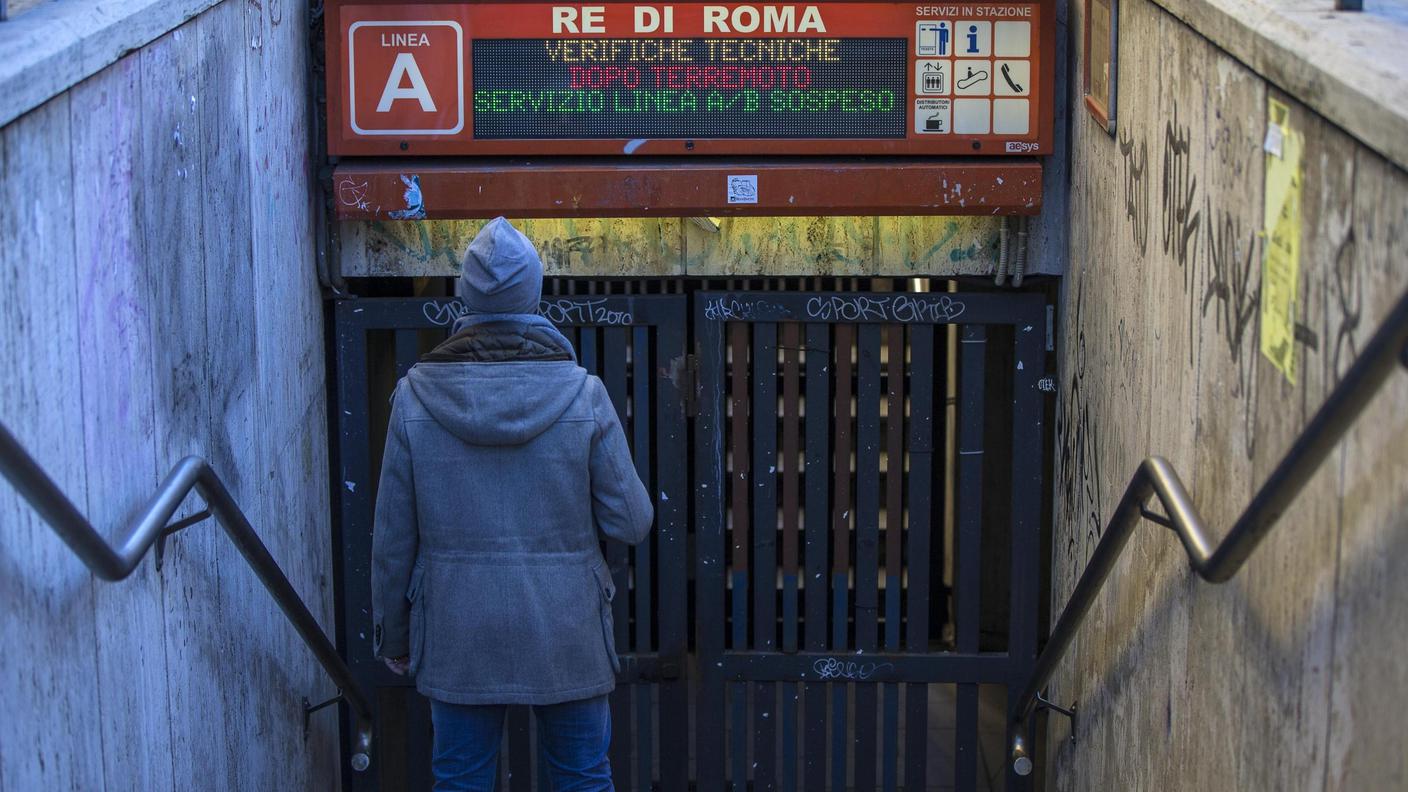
[1260,97,1302,384]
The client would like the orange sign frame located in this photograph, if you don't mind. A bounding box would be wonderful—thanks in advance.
[324,1,1056,157]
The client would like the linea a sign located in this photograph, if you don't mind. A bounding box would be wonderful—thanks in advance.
[348,20,464,135]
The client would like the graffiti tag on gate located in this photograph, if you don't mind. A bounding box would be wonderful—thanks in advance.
[811,658,896,681]
[805,294,966,323]
[539,298,633,326]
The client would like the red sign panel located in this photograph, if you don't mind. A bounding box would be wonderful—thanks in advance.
[325,1,1055,156]
[347,20,464,135]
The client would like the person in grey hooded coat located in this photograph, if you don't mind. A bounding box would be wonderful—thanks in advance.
[372,217,653,790]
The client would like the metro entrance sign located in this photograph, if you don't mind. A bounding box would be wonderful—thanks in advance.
[325,1,1054,156]
[347,21,464,135]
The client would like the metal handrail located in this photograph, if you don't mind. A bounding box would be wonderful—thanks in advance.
[1010,284,1408,776]
[0,421,373,773]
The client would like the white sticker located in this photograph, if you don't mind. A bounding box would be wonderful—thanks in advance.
[727,175,758,204]
[1263,121,1284,158]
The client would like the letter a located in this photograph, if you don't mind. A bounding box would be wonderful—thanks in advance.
[377,52,437,112]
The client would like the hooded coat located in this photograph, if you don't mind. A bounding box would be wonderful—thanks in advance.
[371,221,652,706]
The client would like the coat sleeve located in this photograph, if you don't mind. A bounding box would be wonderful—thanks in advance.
[589,377,654,545]
[371,384,418,659]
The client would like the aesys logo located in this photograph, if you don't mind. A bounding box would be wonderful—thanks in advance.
[1005,141,1040,153]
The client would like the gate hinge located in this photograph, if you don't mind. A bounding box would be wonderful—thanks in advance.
[682,354,700,417]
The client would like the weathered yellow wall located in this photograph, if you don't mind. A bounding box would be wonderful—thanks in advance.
[338,215,1023,277]
[1050,0,1407,788]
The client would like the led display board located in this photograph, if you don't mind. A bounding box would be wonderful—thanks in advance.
[325,1,1055,156]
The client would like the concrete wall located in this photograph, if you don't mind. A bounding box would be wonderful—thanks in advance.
[1049,0,1408,788]
[0,0,337,788]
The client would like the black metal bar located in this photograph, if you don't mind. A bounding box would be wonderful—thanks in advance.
[955,324,987,791]
[779,322,802,792]
[722,651,1011,684]
[694,294,728,792]
[334,306,378,785]
[882,326,905,792]
[508,706,532,790]
[405,691,434,791]
[830,324,855,792]
[752,322,779,792]
[654,309,690,792]
[1335,0,1363,11]
[0,419,374,772]
[631,325,655,792]
[728,322,752,792]
[1006,318,1046,792]
[802,322,832,792]
[602,326,634,792]
[1009,285,1408,774]
[394,329,419,379]
[853,324,882,792]
[581,326,600,375]
[1036,691,1077,721]
[537,731,552,792]
[905,324,936,791]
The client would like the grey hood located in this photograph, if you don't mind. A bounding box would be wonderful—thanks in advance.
[404,361,588,446]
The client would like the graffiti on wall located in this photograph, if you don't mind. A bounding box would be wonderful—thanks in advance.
[1056,280,1107,567]
[1120,128,1150,257]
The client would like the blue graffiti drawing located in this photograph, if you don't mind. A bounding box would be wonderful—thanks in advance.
[388,174,426,220]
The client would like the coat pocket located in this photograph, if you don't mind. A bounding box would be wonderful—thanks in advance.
[407,563,426,675]
[590,561,620,675]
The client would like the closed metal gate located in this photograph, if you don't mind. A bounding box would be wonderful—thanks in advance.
[333,286,1048,792]
[334,295,689,792]
[691,291,1046,792]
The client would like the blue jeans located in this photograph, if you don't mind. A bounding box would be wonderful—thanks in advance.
[429,696,613,791]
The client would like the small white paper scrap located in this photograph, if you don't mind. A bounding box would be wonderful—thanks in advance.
[1263,121,1284,158]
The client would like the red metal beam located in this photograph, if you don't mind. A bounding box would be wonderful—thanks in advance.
[332,158,1042,220]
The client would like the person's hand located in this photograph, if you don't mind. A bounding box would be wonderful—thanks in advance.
[382,655,410,676]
